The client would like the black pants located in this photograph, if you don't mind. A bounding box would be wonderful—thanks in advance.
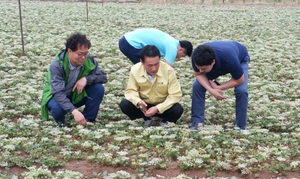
[119,99,183,123]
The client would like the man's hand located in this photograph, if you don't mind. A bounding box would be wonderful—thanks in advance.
[72,109,87,125]
[138,100,147,112]
[73,77,87,94]
[209,80,221,89]
[144,106,158,117]
[138,100,158,117]
[210,89,227,100]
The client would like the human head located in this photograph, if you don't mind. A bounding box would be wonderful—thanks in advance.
[140,45,161,76]
[177,40,193,58]
[193,44,216,73]
[66,32,91,67]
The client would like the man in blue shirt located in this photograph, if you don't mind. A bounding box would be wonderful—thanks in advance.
[119,28,193,66]
[190,41,250,130]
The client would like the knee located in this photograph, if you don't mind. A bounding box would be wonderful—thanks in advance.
[119,99,131,113]
[50,105,66,119]
[235,86,248,95]
[173,103,184,117]
[89,83,105,99]
[96,83,105,93]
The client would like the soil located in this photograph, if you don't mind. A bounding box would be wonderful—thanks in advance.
[1,160,300,178]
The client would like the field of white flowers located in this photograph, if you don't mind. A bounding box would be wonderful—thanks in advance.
[0,1,299,178]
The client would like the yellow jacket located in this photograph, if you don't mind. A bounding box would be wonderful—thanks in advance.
[125,61,182,113]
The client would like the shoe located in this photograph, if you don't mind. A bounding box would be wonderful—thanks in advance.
[144,118,154,127]
[189,122,203,130]
[159,121,166,128]
[236,126,245,131]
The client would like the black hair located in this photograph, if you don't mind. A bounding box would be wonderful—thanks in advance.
[140,45,161,63]
[179,40,193,57]
[65,32,91,51]
[192,45,215,66]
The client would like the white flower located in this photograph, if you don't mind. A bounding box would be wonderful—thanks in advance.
[115,136,131,141]
[116,170,131,178]
[290,161,299,168]
[249,158,258,164]
[0,162,8,167]
[81,141,93,149]
[194,158,203,165]
[232,139,241,145]
[276,156,286,162]
[238,163,247,169]
[218,161,231,170]
[78,128,90,135]
[4,144,15,151]
[117,151,128,156]
[76,125,84,129]
[150,135,162,140]
[41,137,49,142]
[149,158,163,166]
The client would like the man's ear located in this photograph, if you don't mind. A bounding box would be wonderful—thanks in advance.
[178,46,184,52]
[212,59,216,65]
[140,59,143,64]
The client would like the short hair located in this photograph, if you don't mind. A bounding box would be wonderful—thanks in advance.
[65,32,91,51]
[140,45,161,63]
[193,45,215,66]
[179,40,193,57]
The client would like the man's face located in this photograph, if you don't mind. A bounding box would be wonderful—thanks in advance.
[176,46,186,59]
[141,56,160,76]
[68,45,89,67]
[196,59,215,73]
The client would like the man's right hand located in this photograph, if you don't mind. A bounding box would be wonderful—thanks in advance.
[72,109,87,126]
[210,89,227,100]
[138,100,147,112]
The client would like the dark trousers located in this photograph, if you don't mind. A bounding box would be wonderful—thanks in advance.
[47,83,105,124]
[119,99,183,123]
[118,36,141,64]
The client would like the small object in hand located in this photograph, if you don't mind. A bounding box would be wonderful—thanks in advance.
[139,103,147,112]
[212,79,220,86]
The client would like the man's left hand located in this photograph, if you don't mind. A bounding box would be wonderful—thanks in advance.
[144,106,158,117]
[73,77,87,94]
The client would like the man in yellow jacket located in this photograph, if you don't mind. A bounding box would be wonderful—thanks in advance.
[119,45,183,127]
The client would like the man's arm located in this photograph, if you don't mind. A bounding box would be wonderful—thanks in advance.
[73,57,107,94]
[85,56,107,85]
[124,70,142,107]
[154,69,182,113]
[50,61,76,113]
[209,74,244,90]
[194,71,227,100]
[50,61,87,125]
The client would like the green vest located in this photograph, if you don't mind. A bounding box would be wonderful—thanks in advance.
[41,50,95,120]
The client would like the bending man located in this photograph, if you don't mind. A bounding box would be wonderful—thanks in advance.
[119,28,193,66]
[190,41,249,130]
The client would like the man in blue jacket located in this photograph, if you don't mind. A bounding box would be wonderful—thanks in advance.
[190,41,250,130]
[119,28,193,66]
[41,33,107,126]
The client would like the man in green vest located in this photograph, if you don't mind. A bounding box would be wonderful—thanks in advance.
[41,33,107,126]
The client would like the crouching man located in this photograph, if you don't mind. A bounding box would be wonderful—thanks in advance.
[41,32,107,126]
[120,45,183,127]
